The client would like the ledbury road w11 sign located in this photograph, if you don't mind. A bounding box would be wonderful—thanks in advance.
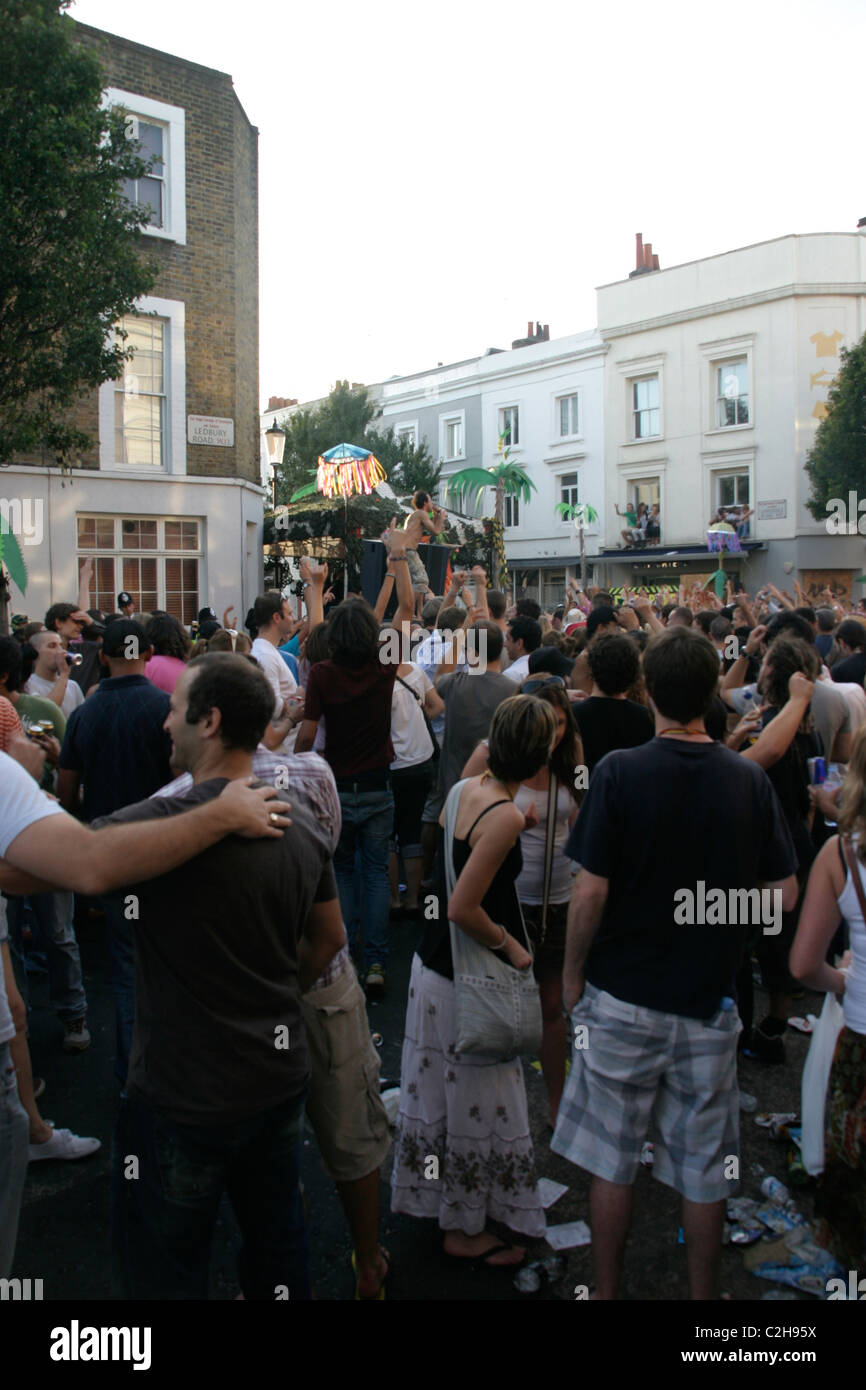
[187,415,234,447]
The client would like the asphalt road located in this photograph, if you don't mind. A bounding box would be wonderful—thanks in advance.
[13,905,821,1302]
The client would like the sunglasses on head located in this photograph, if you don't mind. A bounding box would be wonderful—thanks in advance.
[521,674,566,694]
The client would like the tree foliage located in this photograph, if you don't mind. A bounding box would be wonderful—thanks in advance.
[805,331,866,520]
[274,380,439,504]
[0,0,158,462]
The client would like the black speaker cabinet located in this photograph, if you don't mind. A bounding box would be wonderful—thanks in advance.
[360,540,452,611]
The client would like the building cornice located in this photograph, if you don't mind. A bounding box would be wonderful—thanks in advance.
[601,283,866,340]
[382,341,608,408]
[3,464,266,496]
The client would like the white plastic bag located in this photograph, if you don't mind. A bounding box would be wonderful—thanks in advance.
[800,991,845,1176]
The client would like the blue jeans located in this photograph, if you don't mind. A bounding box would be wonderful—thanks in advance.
[335,786,394,971]
[4,893,87,1023]
[112,1087,311,1300]
[100,893,135,1087]
[0,1042,29,1279]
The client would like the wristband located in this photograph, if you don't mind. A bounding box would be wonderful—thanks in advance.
[490,924,507,950]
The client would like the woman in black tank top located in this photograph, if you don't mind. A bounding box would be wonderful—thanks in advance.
[391,696,557,1271]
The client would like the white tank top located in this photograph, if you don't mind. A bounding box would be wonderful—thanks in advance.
[835,837,866,1034]
[513,781,577,905]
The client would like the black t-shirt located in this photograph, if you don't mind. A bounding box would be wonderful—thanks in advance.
[95,779,337,1126]
[831,650,866,686]
[566,738,797,1018]
[572,696,654,774]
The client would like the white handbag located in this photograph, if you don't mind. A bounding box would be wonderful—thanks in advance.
[443,779,542,1064]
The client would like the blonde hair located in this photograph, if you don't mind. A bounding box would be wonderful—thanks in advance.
[487,695,556,783]
[838,724,866,861]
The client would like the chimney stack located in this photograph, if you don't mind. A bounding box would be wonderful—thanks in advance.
[629,232,661,277]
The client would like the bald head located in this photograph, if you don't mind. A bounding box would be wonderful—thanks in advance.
[29,629,65,678]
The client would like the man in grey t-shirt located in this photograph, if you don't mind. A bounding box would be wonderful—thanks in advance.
[435,620,515,799]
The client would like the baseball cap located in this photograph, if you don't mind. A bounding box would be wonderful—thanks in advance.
[528,647,574,678]
[10,614,28,630]
[197,606,217,624]
[102,619,147,658]
[117,592,133,607]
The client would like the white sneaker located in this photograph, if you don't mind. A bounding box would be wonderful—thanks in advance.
[29,1127,101,1163]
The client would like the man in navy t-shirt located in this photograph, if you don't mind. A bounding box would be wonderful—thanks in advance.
[553,626,798,1301]
[58,620,173,1084]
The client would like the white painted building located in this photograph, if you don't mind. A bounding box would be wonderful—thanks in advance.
[594,232,866,604]
[379,328,607,606]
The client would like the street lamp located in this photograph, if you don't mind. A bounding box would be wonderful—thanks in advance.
[264,421,287,508]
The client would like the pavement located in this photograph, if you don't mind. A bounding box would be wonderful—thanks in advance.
[13,905,823,1302]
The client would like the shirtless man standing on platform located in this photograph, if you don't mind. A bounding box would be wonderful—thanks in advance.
[402,492,447,618]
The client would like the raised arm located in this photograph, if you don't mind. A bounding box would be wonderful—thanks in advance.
[741,673,814,770]
[77,557,94,614]
[470,566,489,621]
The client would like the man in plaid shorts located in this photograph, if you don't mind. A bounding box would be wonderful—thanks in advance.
[553,626,798,1299]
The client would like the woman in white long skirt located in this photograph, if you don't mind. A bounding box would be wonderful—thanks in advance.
[391,697,556,1268]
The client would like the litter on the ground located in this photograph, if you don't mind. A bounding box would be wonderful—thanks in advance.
[744,1226,845,1296]
[545,1220,591,1250]
[738,1090,758,1113]
[513,1253,567,1293]
[380,1087,400,1126]
[787,1015,816,1034]
[755,1112,797,1129]
[640,1141,654,1167]
[536,1177,568,1209]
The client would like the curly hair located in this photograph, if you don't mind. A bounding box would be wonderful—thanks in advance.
[144,614,191,662]
[760,636,819,716]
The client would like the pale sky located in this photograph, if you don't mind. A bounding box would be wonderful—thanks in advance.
[71,0,866,408]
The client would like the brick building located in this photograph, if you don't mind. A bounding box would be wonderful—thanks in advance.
[5,21,263,624]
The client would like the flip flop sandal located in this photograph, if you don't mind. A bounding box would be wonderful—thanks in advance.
[444,1242,526,1271]
[351,1248,391,1300]
[787,1016,816,1034]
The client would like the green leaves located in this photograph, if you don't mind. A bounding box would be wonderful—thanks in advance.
[443,462,537,513]
[556,501,598,525]
[0,0,157,462]
[805,331,866,520]
[0,527,27,594]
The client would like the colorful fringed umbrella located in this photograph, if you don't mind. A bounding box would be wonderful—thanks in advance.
[290,443,386,503]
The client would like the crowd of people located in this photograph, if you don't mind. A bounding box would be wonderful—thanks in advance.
[0,517,863,1301]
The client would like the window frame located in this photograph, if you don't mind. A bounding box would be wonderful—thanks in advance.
[498,404,520,450]
[555,391,581,441]
[76,514,203,624]
[630,374,661,441]
[113,315,166,470]
[617,355,665,446]
[714,359,750,430]
[503,493,520,529]
[701,337,754,436]
[104,88,187,245]
[395,420,419,452]
[98,298,186,475]
[438,409,465,463]
[558,471,580,513]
